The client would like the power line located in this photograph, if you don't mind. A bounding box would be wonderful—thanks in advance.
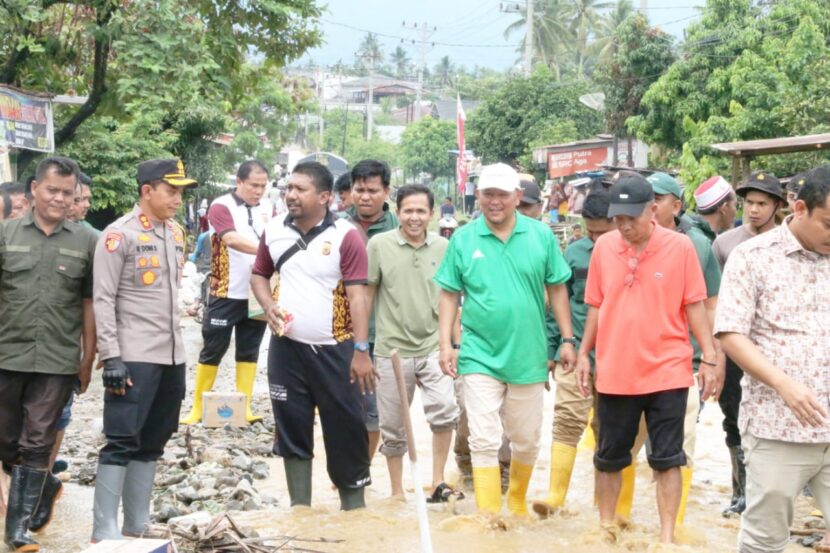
[320,18,521,48]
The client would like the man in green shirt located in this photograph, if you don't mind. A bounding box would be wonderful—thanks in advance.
[339,159,398,459]
[531,189,616,518]
[0,156,96,552]
[435,162,575,516]
[368,184,461,502]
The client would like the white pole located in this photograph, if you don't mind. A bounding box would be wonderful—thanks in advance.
[391,351,433,553]
[524,0,534,77]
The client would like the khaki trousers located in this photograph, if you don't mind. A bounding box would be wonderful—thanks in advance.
[739,433,830,553]
[552,366,598,447]
[375,353,459,457]
[462,373,545,467]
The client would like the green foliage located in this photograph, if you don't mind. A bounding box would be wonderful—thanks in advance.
[595,13,675,145]
[400,118,456,179]
[466,66,603,166]
[631,0,830,175]
[59,115,176,211]
[2,0,322,215]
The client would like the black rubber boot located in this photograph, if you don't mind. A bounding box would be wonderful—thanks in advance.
[283,458,312,507]
[723,445,746,518]
[4,465,47,552]
[337,486,366,511]
[28,473,62,533]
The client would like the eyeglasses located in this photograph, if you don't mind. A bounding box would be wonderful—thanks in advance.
[624,256,638,288]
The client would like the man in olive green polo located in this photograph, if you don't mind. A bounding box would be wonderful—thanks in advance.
[368,184,460,501]
[0,156,97,552]
[435,162,575,516]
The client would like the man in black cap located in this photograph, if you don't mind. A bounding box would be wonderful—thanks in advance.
[91,158,197,541]
[575,172,721,543]
[518,179,544,220]
[786,172,806,213]
[710,169,784,518]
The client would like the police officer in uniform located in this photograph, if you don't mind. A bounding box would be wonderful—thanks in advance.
[91,159,197,541]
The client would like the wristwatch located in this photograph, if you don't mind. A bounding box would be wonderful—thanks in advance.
[451,343,461,350]
[561,337,577,346]
[354,341,370,352]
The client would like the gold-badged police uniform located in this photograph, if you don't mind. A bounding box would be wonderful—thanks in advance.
[91,158,196,542]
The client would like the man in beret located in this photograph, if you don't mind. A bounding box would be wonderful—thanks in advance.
[91,158,196,541]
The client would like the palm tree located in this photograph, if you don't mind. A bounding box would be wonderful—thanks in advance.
[592,0,635,62]
[504,0,575,81]
[433,55,455,87]
[390,45,410,78]
[571,0,613,78]
[356,32,384,69]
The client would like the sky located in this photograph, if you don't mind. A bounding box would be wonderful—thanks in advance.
[297,0,707,73]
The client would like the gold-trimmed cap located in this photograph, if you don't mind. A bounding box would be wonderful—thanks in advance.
[137,158,198,188]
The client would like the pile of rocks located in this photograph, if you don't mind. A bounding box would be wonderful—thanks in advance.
[60,419,280,521]
[152,423,278,522]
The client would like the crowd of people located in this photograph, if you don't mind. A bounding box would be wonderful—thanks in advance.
[0,152,828,553]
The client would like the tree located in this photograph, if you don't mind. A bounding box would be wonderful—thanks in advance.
[592,0,635,62]
[466,66,603,165]
[355,32,383,73]
[571,0,613,78]
[1,0,322,212]
[390,46,410,78]
[629,0,830,182]
[400,118,456,179]
[504,0,575,80]
[1,0,322,171]
[432,56,455,87]
[595,13,675,164]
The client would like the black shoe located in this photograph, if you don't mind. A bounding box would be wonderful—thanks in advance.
[29,473,63,533]
[4,465,47,552]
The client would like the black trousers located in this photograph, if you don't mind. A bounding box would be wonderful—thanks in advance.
[99,362,185,466]
[594,388,688,472]
[718,357,743,448]
[199,297,266,365]
[268,336,370,489]
[0,369,74,469]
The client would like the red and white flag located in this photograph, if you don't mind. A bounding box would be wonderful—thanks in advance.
[456,94,467,195]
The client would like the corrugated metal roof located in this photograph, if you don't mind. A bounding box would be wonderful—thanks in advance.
[711,134,830,156]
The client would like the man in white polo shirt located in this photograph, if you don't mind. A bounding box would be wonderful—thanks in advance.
[251,161,374,510]
[182,160,273,425]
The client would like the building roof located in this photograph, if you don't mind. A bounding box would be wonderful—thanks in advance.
[710,133,830,156]
[430,99,480,120]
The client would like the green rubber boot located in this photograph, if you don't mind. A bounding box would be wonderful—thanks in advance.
[283,458,312,507]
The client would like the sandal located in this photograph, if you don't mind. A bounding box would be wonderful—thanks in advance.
[426,482,465,503]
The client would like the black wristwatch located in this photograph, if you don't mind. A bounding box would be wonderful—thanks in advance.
[561,337,577,346]
[451,343,461,350]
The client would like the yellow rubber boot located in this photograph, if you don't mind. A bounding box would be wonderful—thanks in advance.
[676,466,693,525]
[615,463,636,521]
[578,410,597,452]
[180,363,218,425]
[236,361,263,423]
[532,443,577,518]
[472,466,503,514]
[506,461,534,516]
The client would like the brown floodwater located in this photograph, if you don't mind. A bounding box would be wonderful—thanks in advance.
[13,320,820,552]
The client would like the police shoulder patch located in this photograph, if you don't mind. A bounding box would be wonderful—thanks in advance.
[105,232,123,253]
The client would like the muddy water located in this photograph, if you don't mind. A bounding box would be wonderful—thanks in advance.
[15,319,819,552]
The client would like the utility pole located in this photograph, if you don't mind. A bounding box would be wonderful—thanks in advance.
[367,67,374,140]
[500,2,541,76]
[402,21,436,122]
[524,0,534,77]
[316,67,324,150]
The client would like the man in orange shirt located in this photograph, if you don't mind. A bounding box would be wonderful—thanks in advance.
[575,173,722,544]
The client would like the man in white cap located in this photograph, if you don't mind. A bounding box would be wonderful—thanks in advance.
[691,175,738,240]
[435,162,575,515]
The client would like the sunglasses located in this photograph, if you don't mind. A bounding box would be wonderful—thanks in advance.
[624,256,638,288]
